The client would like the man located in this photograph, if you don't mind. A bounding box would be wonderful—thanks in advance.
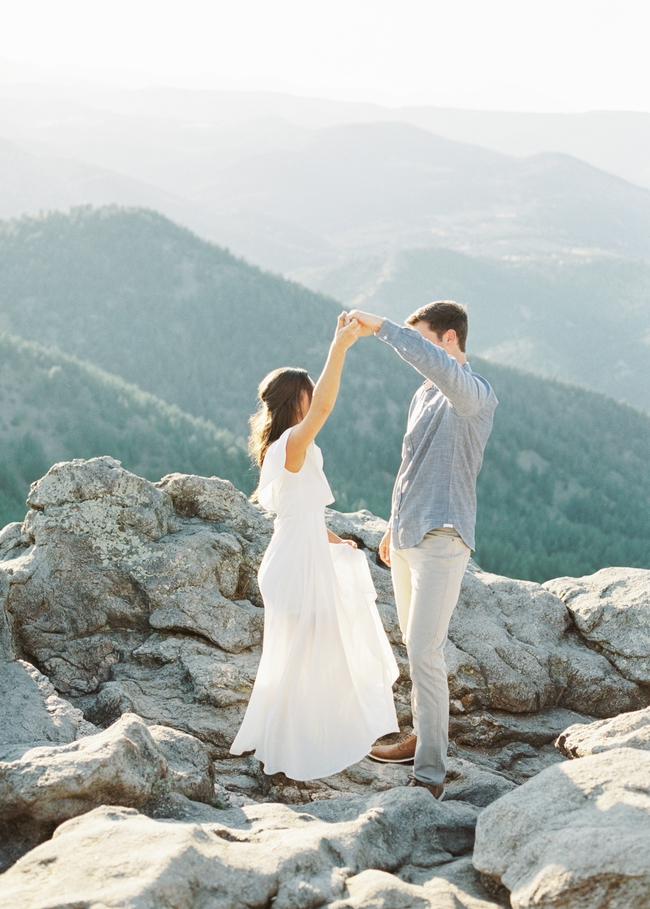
[348,301,498,800]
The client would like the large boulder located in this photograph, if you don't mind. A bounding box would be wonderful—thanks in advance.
[555,705,650,758]
[545,567,650,686]
[0,712,214,871]
[473,747,650,908]
[0,787,479,909]
[1,457,268,753]
[449,568,646,718]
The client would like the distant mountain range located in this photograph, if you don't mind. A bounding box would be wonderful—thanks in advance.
[2,87,650,275]
[193,122,650,268]
[2,82,649,189]
[1,206,649,584]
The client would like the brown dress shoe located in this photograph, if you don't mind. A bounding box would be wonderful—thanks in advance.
[369,732,417,763]
[410,778,444,800]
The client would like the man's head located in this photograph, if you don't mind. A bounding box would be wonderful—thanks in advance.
[405,301,468,353]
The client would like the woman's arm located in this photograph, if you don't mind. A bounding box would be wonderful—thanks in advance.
[285,314,361,472]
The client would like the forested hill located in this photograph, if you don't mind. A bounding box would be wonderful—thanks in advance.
[1,206,649,583]
[0,333,250,525]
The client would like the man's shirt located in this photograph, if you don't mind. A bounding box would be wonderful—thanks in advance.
[377,319,498,552]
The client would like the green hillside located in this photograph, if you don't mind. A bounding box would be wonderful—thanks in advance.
[0,206,649,584]
[0,333,250,528]
[472,360,650,581]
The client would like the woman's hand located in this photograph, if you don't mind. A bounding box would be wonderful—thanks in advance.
[327,529,358,547]
[333,312,361,350]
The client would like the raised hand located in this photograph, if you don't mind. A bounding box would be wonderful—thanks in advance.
[334,312,362,349]
[347,309,385,336]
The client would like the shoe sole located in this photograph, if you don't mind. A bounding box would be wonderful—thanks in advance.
[368,754,415,764]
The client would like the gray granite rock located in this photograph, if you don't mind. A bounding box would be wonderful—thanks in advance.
[0,788,479,909]
[0,712,214,871]
[1,458,270,750]
[473,747,650,908]
[450,567,646,717]
[556,705,650,758]
[0,660,77,752]
[545,567,650,685]
[0,568,14,661]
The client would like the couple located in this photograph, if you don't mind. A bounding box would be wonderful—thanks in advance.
[231,302,498,799]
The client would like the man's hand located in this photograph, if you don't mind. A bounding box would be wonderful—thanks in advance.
[347,310,385,337]
[379,528,392,566]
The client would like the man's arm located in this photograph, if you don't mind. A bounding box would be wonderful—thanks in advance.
[350,311,490,417]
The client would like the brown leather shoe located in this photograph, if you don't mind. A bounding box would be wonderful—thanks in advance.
[410,778,444,800]
[369,732,417,763]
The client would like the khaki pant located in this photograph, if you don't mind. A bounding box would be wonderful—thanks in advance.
[390,528,470,786]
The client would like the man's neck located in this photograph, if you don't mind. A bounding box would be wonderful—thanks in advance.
[447,346,467,366]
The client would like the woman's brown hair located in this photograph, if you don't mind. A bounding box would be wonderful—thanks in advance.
[249,367,313,497]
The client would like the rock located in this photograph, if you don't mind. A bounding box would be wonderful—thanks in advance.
[1,456,647,815]
[449,706,593,750]
[1,459,269,752]
[15,660,98,744]
[473,747,650,908]
[81,634,261,754]
[0,568,13,660]
[156,472,269,537]
[449,567,647,718]
[0,788,479,908]
[444,757,517,808]
[0,712,214,871]
[545,567,650,685]
[0,660,79,752]
[555,706,650,758]
[0,522,23,562]
[149,590,264,653]
[325,508,390,552]
[334,857,507,909]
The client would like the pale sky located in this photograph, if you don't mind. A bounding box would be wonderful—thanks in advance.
[1,0,649,112]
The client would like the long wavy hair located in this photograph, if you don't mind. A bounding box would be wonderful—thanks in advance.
[249,367,314,498]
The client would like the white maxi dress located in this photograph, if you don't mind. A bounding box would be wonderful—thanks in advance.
[230,427,399,780]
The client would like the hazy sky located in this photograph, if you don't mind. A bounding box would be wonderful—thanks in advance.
[2,0,649,112]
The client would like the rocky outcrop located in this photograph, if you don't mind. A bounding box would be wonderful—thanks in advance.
[3,457,645,767]
[0,456,649,906]
[473,747,650,908]
[555,705,650,758]
[545,567,650,685]
[0,789,481,909]
[0,711,214,871]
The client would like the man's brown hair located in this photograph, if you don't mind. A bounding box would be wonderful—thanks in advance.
[406,300,468,352]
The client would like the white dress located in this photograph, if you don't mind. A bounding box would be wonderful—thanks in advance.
[230,427,399,780]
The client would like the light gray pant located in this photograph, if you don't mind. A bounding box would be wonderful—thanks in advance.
[391,528,470,786]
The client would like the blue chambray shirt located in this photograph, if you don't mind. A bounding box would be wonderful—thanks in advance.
[377,319,498,552]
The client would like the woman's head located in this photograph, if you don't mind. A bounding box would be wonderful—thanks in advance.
[249,367,314,469]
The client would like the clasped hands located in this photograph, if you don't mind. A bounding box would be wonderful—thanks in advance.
[342,310,385,336]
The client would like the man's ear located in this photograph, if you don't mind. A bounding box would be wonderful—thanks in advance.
[444,329,457,346]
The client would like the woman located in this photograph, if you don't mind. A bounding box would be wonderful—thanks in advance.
[230,313,399,781]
